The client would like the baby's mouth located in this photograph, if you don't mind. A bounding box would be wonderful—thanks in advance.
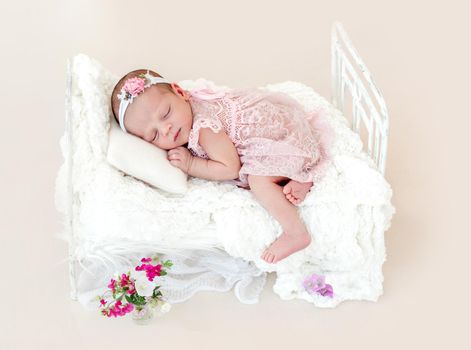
[174,128,181,141]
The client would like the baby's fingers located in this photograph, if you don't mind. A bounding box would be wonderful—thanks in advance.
[168,152,180,160]
[169,159,181,167]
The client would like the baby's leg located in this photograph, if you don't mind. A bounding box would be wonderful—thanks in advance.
[247,175,312,264]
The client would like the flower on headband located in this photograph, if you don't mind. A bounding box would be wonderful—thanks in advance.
[122,77,146,98]
[117,72,168,108]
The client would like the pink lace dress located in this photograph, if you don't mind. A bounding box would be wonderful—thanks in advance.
[186,86,335,189]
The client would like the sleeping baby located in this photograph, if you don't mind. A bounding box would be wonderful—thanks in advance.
[110,70,335,264]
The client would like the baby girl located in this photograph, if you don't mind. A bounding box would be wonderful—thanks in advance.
[111,70,334,264]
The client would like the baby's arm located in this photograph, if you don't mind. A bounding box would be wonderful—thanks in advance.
[188,127,241,181]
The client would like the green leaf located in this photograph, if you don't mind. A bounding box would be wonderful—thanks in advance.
[127,293,146,306]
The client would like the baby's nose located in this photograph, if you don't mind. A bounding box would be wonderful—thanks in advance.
[162,124,172,136]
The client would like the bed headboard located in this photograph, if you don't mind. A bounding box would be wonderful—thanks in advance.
[331,21,390,175]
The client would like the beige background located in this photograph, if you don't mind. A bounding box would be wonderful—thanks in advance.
[1,0,470,349]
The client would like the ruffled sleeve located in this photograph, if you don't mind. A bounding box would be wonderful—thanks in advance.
[187,96,224,159]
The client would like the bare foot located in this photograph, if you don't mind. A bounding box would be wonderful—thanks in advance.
[261,229,312,264]
[282,180,313,205]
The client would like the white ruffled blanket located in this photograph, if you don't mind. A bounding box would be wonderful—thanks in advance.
[55,55,395,308]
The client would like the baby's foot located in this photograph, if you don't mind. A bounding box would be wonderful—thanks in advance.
[282,180,313,205]
[261,229,312,264]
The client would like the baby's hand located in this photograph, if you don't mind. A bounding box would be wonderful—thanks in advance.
[167,147,193,174]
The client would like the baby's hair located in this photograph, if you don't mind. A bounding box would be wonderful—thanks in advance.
[111,69,173,123]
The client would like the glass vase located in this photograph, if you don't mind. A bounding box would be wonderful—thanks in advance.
[131,304,155,325]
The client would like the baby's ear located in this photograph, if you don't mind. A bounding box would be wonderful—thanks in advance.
[170,83,189,100]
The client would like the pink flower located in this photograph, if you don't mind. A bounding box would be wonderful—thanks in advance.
[127,283,136,295]
[135,262,162,281]
[122,77,145,97]
[107,279,116,292]
[107,308,116,317]
[100,299,107,306]
[104,300,134,318]
[123,303,134,314]
[119,273,131,287]
[141,257,152,263]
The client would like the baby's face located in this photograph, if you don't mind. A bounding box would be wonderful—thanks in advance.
[123,83,193,150]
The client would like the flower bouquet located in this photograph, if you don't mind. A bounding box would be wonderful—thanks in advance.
[97,255,173,324]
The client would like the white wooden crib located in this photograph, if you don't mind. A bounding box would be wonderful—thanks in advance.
[58,21,392,307]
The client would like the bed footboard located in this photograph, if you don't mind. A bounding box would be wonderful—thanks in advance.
[331,21,390,174]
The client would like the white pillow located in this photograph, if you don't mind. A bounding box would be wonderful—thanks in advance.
[107,113,188,194]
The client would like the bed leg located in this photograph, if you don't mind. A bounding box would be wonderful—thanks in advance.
[69,254,78,301]
[65,57,79,301]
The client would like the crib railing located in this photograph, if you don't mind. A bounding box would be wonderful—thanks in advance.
[331,21,390,175]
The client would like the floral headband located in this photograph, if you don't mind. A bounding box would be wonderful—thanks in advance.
[117,71,170,133]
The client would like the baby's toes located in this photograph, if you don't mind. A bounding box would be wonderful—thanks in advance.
[283,184,292,195]
[264,250,273,260]
[287,194,298,204]
[261,250,269,260]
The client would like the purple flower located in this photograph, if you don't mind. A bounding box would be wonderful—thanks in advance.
[303,273,334,298]
[317,284,334,298]
[303,273,325,292]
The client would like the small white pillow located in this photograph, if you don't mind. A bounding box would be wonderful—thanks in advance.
[107,114,188,194]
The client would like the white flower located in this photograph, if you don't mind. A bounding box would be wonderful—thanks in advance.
[134,271,156,297]
[160,302,172,314]
[117,90,127,101]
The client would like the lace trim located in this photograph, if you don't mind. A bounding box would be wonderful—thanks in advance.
[188,117,223,159]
